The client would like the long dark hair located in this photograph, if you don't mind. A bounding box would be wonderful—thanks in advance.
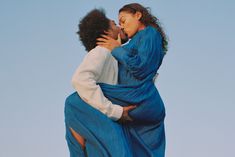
[119,3,168,53]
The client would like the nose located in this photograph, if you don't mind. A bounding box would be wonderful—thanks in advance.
[120,25,124,29]
[115,27,121,34]
[118,22,124,29]
[119,27,124,32]
[120,28,127,37]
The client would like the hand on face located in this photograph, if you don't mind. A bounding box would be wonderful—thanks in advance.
[96,20,123,51]
[96,34,121,51]
[96,18,130,50]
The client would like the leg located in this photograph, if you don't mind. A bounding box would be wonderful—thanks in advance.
[64,92,132,157]
[70,127,86,150]
[65,124,86,157]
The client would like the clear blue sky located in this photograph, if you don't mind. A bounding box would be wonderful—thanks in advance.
[0,0,234,156]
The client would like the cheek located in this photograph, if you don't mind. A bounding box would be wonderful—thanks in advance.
[127,19,138,28]
[124,21,134,34]
[126,24,138,37]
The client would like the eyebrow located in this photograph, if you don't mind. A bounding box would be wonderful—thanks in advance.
[119,16,124,21]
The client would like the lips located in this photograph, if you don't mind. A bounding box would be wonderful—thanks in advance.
[119,29,125,35]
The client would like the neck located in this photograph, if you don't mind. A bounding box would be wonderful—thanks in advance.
[138,23,146,31]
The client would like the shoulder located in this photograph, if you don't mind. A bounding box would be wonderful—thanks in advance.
[138,26,162,43]
[145,26,160,35]
[145,26,161,38]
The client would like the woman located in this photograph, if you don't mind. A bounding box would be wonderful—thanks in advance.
[65,3,168,157]
[97,3,168,156]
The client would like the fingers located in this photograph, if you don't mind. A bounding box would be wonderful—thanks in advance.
[96,41,106,45]
[96,35,112,45]
[117,33,121,44]
[126,115,133,121]
[101,34,111,39]
[96,38,107,42]
[97,34,113,42]
[96,36,108,46]
[100,34,111,40]
[96,41,109,47]
[103,30,109,35]
[125,105,137,112]
[104,30,112,37]
[118,106,136,124]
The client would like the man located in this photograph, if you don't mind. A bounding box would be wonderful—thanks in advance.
[65,9,134,157]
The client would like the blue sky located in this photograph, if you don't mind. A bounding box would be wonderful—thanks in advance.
[0,0,234,156]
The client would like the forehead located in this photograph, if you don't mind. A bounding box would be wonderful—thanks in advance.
[109,20,115,24]
[118,11,133,20]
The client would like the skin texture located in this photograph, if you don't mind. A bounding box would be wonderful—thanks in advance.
[96,11,146,51]
[70,127,86,150]
[105,20,120,40]
[118,11,145,38]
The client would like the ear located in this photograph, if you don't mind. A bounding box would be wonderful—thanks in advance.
[104,30,112,36]
[135,11,142,20]
[104,30,109,35]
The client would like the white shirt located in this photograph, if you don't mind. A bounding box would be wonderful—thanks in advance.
[71,46,123,121]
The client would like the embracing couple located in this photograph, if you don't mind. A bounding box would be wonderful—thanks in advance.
[64,3,168,157]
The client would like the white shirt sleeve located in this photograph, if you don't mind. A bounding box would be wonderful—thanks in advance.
[71,48,123,121]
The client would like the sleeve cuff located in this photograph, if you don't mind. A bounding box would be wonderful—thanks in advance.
[109,104,123,121]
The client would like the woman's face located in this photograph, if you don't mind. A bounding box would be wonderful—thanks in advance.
[118,11,143,38]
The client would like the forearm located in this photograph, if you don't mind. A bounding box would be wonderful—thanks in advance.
[112,47,146,78]
[72,78,123,120]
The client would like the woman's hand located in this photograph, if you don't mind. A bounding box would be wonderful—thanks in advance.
[97,34,121,51]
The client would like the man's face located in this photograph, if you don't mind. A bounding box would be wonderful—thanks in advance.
[106,20,120,39]
[107,20,128,43]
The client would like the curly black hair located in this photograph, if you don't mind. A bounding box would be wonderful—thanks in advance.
[77,9,110,52]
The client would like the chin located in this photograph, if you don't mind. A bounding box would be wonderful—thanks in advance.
[128,34,133,38]
[126,32,133,38]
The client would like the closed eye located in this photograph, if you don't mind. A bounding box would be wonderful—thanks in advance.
[119,20,125,25]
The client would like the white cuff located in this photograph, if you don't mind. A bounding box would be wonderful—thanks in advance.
[109,105,123,121]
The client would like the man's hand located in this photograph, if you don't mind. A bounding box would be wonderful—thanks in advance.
[117,105,136,124]
[119,29,129,44]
